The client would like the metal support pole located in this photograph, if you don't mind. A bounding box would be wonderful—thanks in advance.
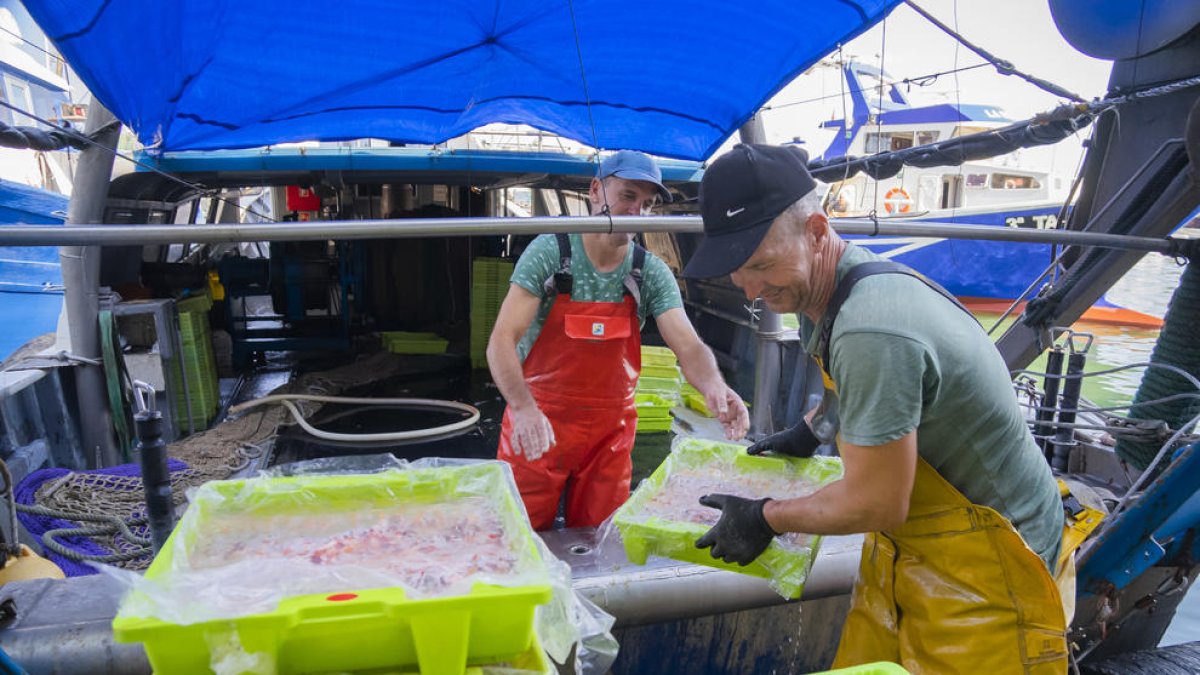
[1036,347,1065,456]
[1051,350,1087,472]
[737,116,784,438]
[59,100,119,467]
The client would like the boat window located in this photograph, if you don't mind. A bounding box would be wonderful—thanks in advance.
[940,175,963,209]
[916,131,939,146]
[825,183,861,217]
[2,75,35,126]
[965,173,988,188]
[864,131,918,154]
[951,125,991,138]
[991,173,1041,190]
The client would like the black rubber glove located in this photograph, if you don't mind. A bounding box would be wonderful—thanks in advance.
[746,420,820,458]
[694,494,779,566]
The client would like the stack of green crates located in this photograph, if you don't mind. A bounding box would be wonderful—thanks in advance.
[636,392,675,433]
[637,345,682,403]
[636,346,682,433]
[174,294,220,432]
[470,258,515,369]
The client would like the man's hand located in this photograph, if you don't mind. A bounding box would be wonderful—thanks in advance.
[694,494,778,565]
[509,405,556,460]
[746,421,820,458]
[703,385,750,441]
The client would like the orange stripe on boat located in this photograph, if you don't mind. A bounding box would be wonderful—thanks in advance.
[958,297,1165,329]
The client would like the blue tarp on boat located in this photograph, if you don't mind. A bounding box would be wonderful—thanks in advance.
[20,0,901,160]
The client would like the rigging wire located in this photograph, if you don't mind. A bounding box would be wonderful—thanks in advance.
[565,0,613,232]
[1110,410,1200,519]
[0,99,275,224]
[761,62,990,112]
[904,0,1086,102]
[1011,361,1200,463]
[837,45,853,187]
[869,15,888,217]
[1012,361,1200,394]
[0,25,63,65]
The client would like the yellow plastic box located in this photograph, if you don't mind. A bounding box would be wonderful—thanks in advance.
[613,439,842,598]
[113,463,553,675]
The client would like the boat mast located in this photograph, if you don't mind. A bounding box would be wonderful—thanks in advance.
[60,100,119,466]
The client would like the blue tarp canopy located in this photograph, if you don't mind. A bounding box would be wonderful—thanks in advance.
[22,0,900,160]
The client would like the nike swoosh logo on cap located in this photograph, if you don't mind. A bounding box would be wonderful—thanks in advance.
[726,207,745,217]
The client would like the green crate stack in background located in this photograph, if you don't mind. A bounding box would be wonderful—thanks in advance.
[470,258,515,369]
[174,294,220,431]
[637,345,682,403]
[636,346,681,433]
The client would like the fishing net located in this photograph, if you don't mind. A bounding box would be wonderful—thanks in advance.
[15,352,409,575]
[15,460,196,576]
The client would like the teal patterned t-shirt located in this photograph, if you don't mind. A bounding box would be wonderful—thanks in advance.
[509,234,683,360]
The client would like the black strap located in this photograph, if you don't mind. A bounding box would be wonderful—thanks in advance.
[630,244,647,289]
[546,233,647,299]
[552,233,573,295]
[817,261,978,371]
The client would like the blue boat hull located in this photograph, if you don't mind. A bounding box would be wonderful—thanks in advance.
[0,179,66,359]
[844,205,1060,301]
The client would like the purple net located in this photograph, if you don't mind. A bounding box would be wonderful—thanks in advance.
[15,459,190,577]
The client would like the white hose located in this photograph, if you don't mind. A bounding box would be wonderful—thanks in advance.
[229,394,481,443]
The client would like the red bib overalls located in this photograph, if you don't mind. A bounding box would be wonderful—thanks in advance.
[497,240,644,530]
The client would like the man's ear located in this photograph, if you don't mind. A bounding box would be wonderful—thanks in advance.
[589,177,604,210]
[806,211,830,245]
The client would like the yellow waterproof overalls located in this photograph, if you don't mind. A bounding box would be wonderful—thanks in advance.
[812,262,1073,674]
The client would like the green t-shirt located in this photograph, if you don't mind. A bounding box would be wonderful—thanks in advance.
[509,234,683,360]
[802,244,1063,569]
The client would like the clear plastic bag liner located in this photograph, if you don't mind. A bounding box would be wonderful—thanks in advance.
[104,455,615,672]
[605,437,844,598]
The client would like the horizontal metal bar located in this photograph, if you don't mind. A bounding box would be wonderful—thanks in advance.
[573,535,862,628]
[834,218,1178,253]
[0,215,1180,252]
[0,216,699,246]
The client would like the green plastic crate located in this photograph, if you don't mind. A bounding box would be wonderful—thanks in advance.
[380,331,449,354]
[636,375,680,392]
[613,439,843,598]
[470,258,513,370]
[113,463,553,675]
[173,304,219,430]
[640,345,677,368]
[636,417,673,433]
[641,364,681,380]
[635,393,674,420]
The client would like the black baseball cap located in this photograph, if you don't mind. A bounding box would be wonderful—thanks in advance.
[682,144,816,279]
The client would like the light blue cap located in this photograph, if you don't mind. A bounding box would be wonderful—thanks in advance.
[597,150,672,202]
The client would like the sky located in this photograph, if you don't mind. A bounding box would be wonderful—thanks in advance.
[734,0,1115,179]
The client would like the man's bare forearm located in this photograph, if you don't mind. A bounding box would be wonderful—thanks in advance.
[487,337,537,411]
[676,340,724,393]
[762,478,907,536]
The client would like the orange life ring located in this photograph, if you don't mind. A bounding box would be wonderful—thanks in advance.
[883,187,912,214]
